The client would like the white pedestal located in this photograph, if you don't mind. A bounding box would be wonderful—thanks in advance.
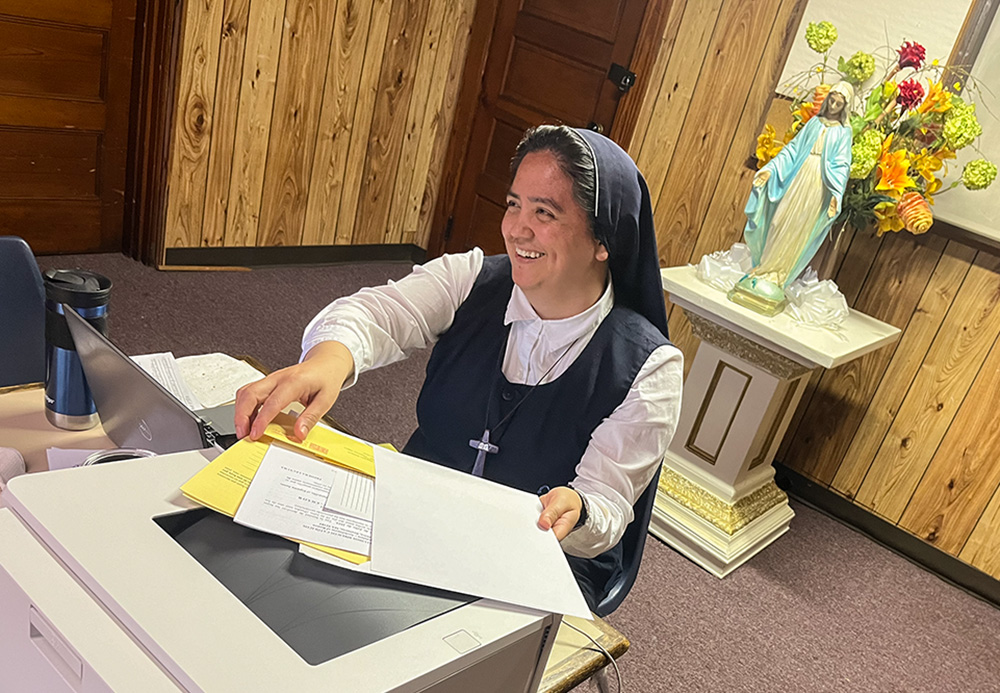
[655,265,900,577]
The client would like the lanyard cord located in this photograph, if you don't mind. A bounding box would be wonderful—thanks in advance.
[481,326,582,444]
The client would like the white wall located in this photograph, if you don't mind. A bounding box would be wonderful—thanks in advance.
[778,0,972,96]
[933,13,1000,242]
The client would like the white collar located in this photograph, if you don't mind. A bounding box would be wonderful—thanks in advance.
[504,277,615,347]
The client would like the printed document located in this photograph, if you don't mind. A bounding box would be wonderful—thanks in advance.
[176,353,265,408]
[132,352,203,410]
[234,442,373,556]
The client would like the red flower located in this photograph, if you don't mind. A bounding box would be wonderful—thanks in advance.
[897,79,925,111]
[897,41,926,69]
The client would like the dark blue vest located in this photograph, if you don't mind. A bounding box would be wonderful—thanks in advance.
[403,255,667,609]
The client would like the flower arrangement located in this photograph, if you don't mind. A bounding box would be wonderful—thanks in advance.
[755,21,996,236]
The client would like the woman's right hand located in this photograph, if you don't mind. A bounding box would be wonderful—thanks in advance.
[753,169,771,188]
[234,341,355,443]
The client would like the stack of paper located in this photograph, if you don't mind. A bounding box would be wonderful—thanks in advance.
[180,414,375,565]
[132,352,265,409]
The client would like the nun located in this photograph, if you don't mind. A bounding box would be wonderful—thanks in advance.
[235,125,684,612]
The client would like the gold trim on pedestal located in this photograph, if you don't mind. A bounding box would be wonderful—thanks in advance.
[657,467,787,535]
[684,311,813,379]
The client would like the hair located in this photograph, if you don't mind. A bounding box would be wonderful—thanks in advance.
[817,90,850,125]
[510,125,598,233]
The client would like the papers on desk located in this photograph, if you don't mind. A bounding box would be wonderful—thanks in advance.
[234,443,373,556]
[131,352,264,410]
[180,416,591,618]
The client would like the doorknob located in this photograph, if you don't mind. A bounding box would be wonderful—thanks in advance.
[586,121,604,134]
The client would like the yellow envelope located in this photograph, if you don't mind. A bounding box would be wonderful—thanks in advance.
[262,419,375,477]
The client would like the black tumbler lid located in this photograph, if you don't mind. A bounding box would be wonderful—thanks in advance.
[44,269,112,308]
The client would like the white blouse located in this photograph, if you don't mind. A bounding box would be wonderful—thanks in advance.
[302,248,683,558]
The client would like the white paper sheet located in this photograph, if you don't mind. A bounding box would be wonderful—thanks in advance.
[176,353,265,408]
[234,443,372,556]
[370,446,591,619]
[324,469,374,519]
[131,352,204,410]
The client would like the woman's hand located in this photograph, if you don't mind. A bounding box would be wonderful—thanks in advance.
[828,196,838,218]
[234,341,355,442]
[753,169,771,188]
[537,487,583,540]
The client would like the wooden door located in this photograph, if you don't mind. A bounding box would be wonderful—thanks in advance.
[0,1,136,255]
[443,0,649,255]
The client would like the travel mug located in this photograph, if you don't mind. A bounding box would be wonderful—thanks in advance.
[43,269,112,430]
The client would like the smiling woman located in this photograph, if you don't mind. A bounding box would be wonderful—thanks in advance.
[234,124,684,615]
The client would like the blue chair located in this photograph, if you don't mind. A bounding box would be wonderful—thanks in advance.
[0,237,46,387]
[594,464,662,617]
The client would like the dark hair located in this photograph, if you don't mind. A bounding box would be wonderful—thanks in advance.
[510,125,597,233]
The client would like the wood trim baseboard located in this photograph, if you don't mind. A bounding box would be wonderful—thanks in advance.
[162,244,427,268]
[774,462,1000,609]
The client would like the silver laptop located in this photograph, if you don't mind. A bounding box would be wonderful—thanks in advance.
[63,304,238,454]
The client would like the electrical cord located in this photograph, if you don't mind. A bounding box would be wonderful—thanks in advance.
[563,619,624,692]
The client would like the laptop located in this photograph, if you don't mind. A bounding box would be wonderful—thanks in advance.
[63,304,239,454]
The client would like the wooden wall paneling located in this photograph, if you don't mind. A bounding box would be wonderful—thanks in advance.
[684,0,805,267]
[222,0,286,247]
[352,0,430,245]
[622,0,684,156]
[334,0,393,245]
[651,0,787,270]
[898,325,1000,553]
[382,0,448,245]
[666,0,806,373]
[632,0,723,205]
[832,241,977,497]
[399,0,470,246]
[164,0,227,248]
[776,227,884,463]
[256,0,339,246]
[854,252,1000,521]
[611,0,680,150]
[301,0,376,245]
[200,0,251,247]
[407,0,478,248]
[960,474,1000,578]
[425,0,503,257]
[785,233,947,485]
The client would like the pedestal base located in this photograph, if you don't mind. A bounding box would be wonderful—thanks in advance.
[649,464,795,578]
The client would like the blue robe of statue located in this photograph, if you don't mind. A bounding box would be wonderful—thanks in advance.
[743,115,853,287]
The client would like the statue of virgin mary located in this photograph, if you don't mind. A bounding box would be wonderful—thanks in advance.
[730,81,854,316]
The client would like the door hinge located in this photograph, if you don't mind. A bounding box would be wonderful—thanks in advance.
[608,63,636,94]
[444,215,454,242]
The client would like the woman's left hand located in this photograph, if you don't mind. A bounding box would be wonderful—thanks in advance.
[537,487,582,540]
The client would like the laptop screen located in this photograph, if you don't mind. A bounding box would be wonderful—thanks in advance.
[62,305,210,454]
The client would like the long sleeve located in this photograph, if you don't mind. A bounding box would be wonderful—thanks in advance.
[301,249,484,387]
[560,342,684,558]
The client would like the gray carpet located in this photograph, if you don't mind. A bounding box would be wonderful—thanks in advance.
[39,252,1000,692]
